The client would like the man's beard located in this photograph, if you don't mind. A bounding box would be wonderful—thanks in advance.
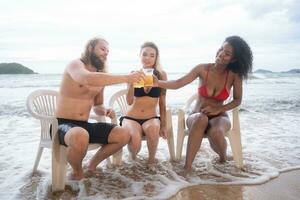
[90,52,105,72]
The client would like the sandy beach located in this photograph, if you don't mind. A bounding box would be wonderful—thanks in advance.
[170,170,300,200]
[1,73,300,199]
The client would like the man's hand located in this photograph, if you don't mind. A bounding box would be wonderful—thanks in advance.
[105,108,116,119]
[126,70,145,84]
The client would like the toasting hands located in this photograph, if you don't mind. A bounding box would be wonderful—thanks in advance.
[127,70,145,84]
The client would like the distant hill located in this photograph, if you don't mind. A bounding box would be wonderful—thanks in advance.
[254,69,273,73]
[283,69,300,73]
[0,63,36,74]
[254,68,300,74]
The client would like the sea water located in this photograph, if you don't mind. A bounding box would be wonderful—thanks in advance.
[0,72,299,199]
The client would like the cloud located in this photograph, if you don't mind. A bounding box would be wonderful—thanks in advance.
[0,0,299,73]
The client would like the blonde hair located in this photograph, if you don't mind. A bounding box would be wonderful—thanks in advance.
[140,41,163,79]
[80,37,108,72]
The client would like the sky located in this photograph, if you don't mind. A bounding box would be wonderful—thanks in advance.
[0,0,299,74]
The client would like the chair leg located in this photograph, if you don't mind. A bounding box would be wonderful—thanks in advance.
[166,109,175,161]
[112,148,123,166]
[106,157,112,168]
[52,146,67,192]
[33,146,43,172]
[227,130,243,169]
[176,130,186,161]
[176,109,186,161]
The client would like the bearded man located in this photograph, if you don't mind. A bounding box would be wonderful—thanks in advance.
[55,37,144,180]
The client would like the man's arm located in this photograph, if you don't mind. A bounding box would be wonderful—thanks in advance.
[93,88,116,119]
[67,59,143,87]
[93,88,106,116]
[126,83,134,105]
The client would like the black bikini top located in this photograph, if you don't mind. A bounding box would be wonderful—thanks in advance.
[134,87,161,98]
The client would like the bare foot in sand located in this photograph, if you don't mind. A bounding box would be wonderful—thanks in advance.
[128,151,138,162]
[180,166,194,177]
[84,169,103,179]
[147,159,158,171]
[218,156,227,163]
[84,170,95,178]
[147,162,156,171]
[68,170,84,180]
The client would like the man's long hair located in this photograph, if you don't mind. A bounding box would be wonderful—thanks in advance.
[80,37,108,72]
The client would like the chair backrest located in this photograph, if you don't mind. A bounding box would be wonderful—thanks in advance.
[108,89,129,116]
[27,89,58,118]
[27,89,58,140]
[183,93,198,113]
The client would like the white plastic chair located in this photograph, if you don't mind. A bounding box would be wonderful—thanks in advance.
[26,89,112,192]
[108,89,175,165]
[176,93,243,168]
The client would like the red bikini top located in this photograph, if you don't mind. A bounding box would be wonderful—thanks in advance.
[198,66,229,101]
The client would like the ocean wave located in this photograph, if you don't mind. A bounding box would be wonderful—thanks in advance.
[2,98,298,117]
[243,99,300,113]
[1,94,300,199]
[0,82,60,88]
[0,104,29,117]
[10,149,300,200]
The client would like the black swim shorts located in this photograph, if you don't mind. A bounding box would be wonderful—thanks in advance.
[56,118,117,147]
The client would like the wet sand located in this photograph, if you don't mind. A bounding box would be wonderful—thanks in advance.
[169,170,300,200]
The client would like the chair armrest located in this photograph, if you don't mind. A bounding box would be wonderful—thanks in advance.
[50,118,59,142]
[231,107,240,132]
[28,109,56,121]
[40,115,58,122]
[165,109,173,137]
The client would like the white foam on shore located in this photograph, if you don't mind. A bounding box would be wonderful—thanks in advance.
[1,113,300,199]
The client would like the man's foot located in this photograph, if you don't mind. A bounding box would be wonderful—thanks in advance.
[129,151,137,161]
[68,171,84,180]
[84,169,95,178]
[84,169,104,179]
[86,162,97,172]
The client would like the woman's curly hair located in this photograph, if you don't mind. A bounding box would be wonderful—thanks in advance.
[225,36,253,80]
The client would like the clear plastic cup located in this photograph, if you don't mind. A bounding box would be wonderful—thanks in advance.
[143,68,154,87]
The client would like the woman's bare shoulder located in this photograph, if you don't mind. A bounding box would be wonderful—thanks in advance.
[194,63,212,76]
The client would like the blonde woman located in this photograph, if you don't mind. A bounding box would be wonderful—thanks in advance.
[120,42,167,168]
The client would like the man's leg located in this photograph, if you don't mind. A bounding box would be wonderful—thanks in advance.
[64,127,89,180]
[87,126,130,171]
